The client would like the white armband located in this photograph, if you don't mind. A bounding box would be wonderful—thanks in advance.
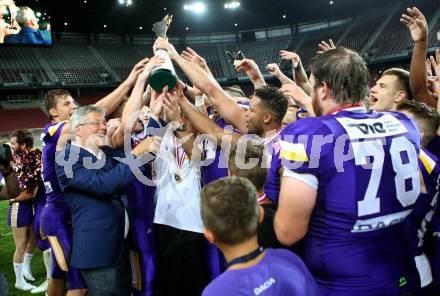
[283,167,318,190]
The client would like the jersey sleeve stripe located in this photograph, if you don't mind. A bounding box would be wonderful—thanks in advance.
[279,140,309,162]
[420,149,436,175]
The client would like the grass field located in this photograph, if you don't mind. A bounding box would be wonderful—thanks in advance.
[0,201,46,296]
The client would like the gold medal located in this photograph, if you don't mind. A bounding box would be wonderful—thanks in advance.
[175,173,182,183]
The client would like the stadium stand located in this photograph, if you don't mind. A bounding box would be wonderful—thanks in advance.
[43,45,109,85]
[0,106,47,133]
[0,47,50,84]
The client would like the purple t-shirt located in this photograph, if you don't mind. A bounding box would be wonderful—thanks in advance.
[41,121,69,208]
[280,110,422,294]
[202,248,320,296]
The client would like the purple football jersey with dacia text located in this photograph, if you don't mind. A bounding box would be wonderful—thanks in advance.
[202,248,320,296]
[280,109,422,295]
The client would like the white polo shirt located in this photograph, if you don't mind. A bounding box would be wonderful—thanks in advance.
[153,129,203,233]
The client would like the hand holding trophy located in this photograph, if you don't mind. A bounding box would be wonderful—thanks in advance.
[149,14,177,92]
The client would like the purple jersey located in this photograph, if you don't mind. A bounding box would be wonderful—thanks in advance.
[409,149,440,287]
[426,135,440,160]
[410,148,440,256]
[200,118,229,186]
[280,109,421,294]
[264,128,283,202]
[426,203,440,293]
[41,121,68,208]
[202,248,319,296]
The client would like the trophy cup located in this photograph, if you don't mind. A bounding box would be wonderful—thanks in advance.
[149,14,177,92]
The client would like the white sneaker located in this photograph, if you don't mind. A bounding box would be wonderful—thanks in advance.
[31,279,49,294]
[23,269,36,281]
[15,281,36,291]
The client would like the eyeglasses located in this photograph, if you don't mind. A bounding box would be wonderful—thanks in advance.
[78,120,107,127]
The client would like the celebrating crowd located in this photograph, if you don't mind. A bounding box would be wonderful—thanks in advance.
[1,6,440,296]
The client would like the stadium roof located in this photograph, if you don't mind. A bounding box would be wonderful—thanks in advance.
[22,0,395,35]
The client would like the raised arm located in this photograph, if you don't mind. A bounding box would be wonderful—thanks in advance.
[266,63,295,85]
[111,56,165,148]
[401,7,437,107]
[280,50,311,95]
[181,47,214,77]
[154,38,248,133]
[234,59,266,89]
[178,93,239,146]
[94,57,150,114]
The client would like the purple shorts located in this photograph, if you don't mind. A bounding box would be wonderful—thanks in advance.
[40,204,86,290]
[8,201,33,228]
[33,195,50,251]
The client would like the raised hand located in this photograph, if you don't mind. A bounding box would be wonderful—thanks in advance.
[181,47,208,70]
[280,83,312,108]
[317,39,336,54]
[280,50,301,68]
[429,49,440,96]
[400,7,428,43]
[133,136,162,156]
[266,63,282,77]
[153,37,178,58]
[138,55,165,82]
[124,57,150,87]
[234,59,262,80]
[150,86,168,117]
[426,58,433,76]
[163,83,185,123]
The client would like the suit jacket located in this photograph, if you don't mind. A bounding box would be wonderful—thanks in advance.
[56,143,147,269]
[5,27,51,45]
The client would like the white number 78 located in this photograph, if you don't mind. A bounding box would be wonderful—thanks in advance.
[352,136,420,217]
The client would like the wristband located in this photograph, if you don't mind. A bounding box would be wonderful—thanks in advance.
[195,96,205,107]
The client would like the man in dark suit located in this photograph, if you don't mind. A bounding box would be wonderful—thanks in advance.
[4,6,51,45]
[55,105,160,296]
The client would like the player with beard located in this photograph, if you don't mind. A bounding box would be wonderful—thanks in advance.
[40,57,150,296]
[275,47,421,295]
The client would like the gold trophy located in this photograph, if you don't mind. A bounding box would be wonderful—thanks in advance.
[150,14,177,92]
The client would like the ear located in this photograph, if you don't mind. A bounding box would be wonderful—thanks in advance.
[49,108,58,119]
[75,125,82,139]
[258,205,264,224]
[203,228,215,244]
[263,113,271,124]
[320,81,331,101]
[394,91,407,104]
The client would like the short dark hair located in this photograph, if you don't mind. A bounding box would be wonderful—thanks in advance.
[254,86,288,123]
[11,129,34,148]
[383,68,411,100]
[228,141,268,192]
[43,89,73,119]
[310,47,370,105]
[397,100,439,146]
[201,176,259,245]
